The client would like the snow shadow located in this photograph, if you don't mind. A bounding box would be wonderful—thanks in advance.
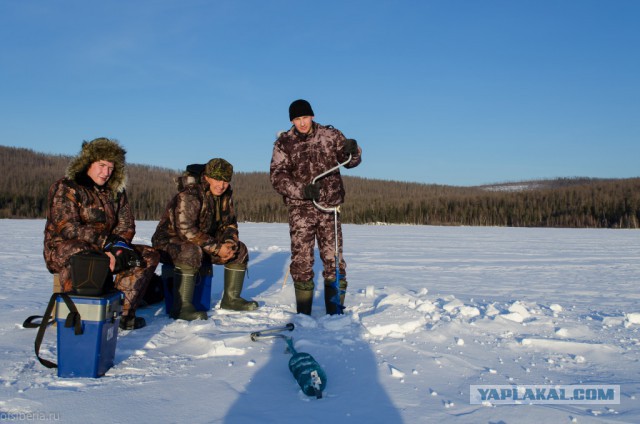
[114,302,172,365]
[223,319,404,423]
[116,250,292,364]
[207,251,292,307]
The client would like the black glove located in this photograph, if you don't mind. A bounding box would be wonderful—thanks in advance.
[104,235,141,273]
[104,234,127,248]
[303,183,321,200]
[343,138,358,155]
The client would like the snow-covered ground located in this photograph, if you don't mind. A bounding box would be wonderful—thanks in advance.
[1,220,638,423]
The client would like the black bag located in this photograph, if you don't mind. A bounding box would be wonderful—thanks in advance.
[70,250,111,296]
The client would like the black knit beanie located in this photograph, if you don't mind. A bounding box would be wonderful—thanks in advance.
[289,99,314,121]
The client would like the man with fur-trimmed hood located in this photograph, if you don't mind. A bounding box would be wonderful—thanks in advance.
[43,137,160,330]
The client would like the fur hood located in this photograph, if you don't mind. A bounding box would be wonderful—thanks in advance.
[66,137,127,195]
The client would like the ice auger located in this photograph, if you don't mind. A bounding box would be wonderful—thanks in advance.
[250,323,327,399]
[311,154,353,315]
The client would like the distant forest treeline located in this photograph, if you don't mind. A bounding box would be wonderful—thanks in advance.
[1,145,639,228]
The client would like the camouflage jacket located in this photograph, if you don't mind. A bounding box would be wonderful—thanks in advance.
[43,176,135,273]
[270,122,362,207]
[152,176,239,256]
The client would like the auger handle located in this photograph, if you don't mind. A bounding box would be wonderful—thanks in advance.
[312,154,352,213]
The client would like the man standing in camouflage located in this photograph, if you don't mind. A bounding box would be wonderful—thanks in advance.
[43,138,160,330]
[152,158,258,320]
[270,99,362,315]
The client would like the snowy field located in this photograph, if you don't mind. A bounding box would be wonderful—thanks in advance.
[1,219,639,424]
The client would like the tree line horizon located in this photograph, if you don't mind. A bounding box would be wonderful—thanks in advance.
[1,145,639,228]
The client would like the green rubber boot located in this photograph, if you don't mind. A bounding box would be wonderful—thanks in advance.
[171,266,208,321]
[294,280,315,315]
[324,279,348,315]
[220,263,259,311]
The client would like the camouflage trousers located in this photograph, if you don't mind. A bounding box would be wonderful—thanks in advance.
[48,240,159,317]
[287,202,346,283]
[154,239,249,270]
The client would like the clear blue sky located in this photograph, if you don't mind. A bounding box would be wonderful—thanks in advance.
[1,0,638,186]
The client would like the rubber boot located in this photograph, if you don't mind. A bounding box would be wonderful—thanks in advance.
[119,313,146,330]
[294,280,314,315]
[171,266,208,320]
[324,279,348,315]
[221,263,259,311]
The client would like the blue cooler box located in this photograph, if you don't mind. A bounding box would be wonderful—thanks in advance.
[161,264,212,314]
[56,291,123,378]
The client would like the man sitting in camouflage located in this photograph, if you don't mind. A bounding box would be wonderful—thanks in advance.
[43,137,160,330]
[152,158,258,320]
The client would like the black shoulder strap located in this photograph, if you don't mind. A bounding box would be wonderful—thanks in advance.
[26,293,84,369]
[113,189,123,217]
[22,314,53,329]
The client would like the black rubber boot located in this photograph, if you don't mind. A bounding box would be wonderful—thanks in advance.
[171,266,208,321]
[294,280,315,315]
[119,314,146,330]
[324,279,348,315]
[221,263,259,311]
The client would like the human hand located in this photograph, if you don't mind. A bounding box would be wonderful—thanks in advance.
[217,242,237,261]
[343,139,358,155]
[106,248,138,273]
[105,251,117,272]
[104,235,140,273]
[303,183,320,200]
